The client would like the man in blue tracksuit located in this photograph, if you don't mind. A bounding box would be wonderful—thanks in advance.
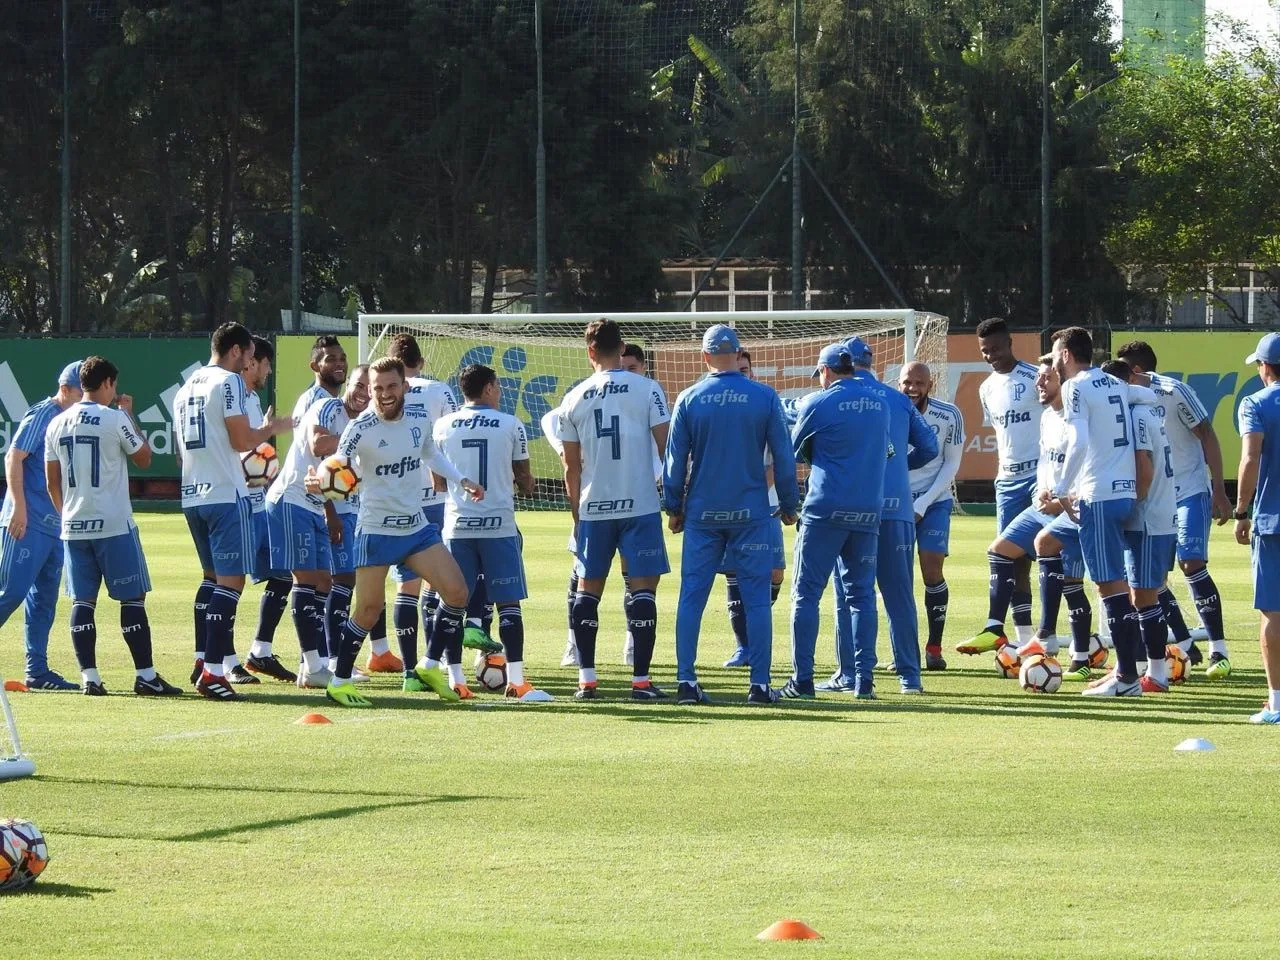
[0,361,85,689]
[783,343,892,700]
[664,325,799,705]
[824,337,938,696]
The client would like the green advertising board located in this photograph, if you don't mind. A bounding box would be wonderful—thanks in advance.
[0,337,216,478]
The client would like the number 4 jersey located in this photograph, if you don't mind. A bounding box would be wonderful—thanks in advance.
[433,405,529,539]
[173,364,250,508]
[44,401,145,539]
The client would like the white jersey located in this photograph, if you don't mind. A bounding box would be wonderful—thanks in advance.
[267,396,348,516]
[909,398,965,510]
[1059,368,1137,502]
[544,403,660,482]
[43,402,145,540]
[292,383,337,427]
[1128,403,1177,535]
[174,364,249,507]
[433,405,528,539]
[245,392,268,513]
[1147,372,1210,499]
[979,361,1041,481]
[557,369,669,520]
[337,406,462,537]
[405,376,459,507]
[1037,406,1068,495]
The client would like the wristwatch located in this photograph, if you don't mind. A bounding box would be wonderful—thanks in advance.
[1233,509,1250,521]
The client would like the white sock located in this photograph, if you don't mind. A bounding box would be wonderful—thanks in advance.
[1040,634,1059,656]
[1209,640,1228,657]
[420,657,441,671]
[579,667,597,685]
[507,661,525,686]
[136,667,157,681]
[331,674,352,687]
[1147,657,1169,684]
[1014,624,1034,644]
[985,619,1002,631]
[302,649,324,674]
[566,630,576,648]
[223,654,240,670]
[249,640,272,659]
[370,635,390,655]
[467,617,483,629]
[81,668,101,684]
[194,650,205,661]
[1269,690,1280,712]
[1177,637,1193,654]
[204,662,225,677]
[632,674,650,685]
[328,658,338,673]
[447,662,465,686]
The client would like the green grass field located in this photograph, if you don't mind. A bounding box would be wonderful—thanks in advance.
[0,512,1274,958]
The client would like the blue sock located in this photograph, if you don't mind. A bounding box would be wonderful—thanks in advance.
[725,576,747,651]
[1064,583,1092,656]
[1158,586,1191,644]
[254,578,291,650]
[1137,604,1167,662]
[497,605,524,663]
[986,552,1016,626]
[924,580,948,648]
[395,594,420,668]
[70,601,97,672]
[1036,555,1064,636]
[419,590,440,652]
[206,586,241,669]
[325,585,353,662]
[626,590,657,678]
[570,592,602,669]
[120,599,153,671]
[290,586,321,654]
[334,618,370,680]
[1101,592,1139,682]
[194,578,215,658]
[1186,569,1224,642]
[1011,588,1033,629]
[433,601,467,666]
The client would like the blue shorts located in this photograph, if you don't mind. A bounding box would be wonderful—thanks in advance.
[355,524,443,570]
[64,529,152,602]
[1077,497,1135,585]
[995,475,1038,533]
[999,505,1053,557]
[916,499,952,556]
[1253,534,1280,611]
[1124,531,1177,590]
[251,511,290,584]
[329,513,358,577]
[577,513,670,581]
[1039,514,1086,580]
[266,499,332,573]
[446,536,527,603]
[719,516,786,573]
[392,504,446,583]
[1175,492,1211,564]
[184,498,254,577]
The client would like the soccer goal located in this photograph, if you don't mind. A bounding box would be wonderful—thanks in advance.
[0,687,35,781]
[358,309,949,506]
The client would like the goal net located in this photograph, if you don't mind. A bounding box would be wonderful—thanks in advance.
[358,309,949,507]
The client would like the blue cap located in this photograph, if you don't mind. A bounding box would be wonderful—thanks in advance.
[813,342,853,377]
[701,323,741,356]
[1246,332,1280,365]
[58,360,83,389]
[844,336,873,366]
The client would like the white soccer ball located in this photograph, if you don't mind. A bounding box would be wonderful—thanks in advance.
[241,443,279,489]
[1018,655,1063,694]
[317,455,360,502]
[0,818,48,890]
[473,653,507,692]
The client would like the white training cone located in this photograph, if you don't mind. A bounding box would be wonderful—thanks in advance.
[1174,737,1215,752]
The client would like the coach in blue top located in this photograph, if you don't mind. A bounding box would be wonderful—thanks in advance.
[0,361,84,689]
[664,324,799,705]
[783,343,892,699]
[824,337,938,696]
[1235,332,1280,724]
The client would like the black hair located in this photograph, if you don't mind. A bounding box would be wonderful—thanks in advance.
[459,363,497,401]
[975,317,1009,340]
[386,333,424,369]
[79,356,119,391]
[1052,326,1093,364]
[1101,359,1132,382]
[584,318,623,355]
[621,343,646,363]
[211,322,252,357]
[251,335,274,364]
[1114,340,1157,372]
[310,334,343,364]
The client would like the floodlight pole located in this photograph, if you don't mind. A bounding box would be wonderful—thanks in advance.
[1039,0,1052,350]
[534,0,548,313]
[291,0,302,332]
[791,0,804,309]
[60,0,71,333]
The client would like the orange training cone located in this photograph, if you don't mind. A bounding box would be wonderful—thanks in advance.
[3,680,28,693]
[296,713,333,725]
[757,920,822,941]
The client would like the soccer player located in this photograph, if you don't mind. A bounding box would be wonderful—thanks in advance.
[433,363,552,702]
[721,349,789,669]
[900,360,965,669]
[664,325,799,704]
[0,360,83,690]
[291,335,347,425]
[1101,360,1177,692]
[558,319,671,701]
[826,338,936,696]
[175,322,291,701]
[1050,326,1143,697]
[239,335,296,685]
[1234,332,1280,724]
[957,318,1042,654]
[784,343,891,700]
[43,356,181,697]
[1114,339,1234,676]
[319,356,482,708]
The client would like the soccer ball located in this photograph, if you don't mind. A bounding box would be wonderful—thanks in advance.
[995,645,1021,678]
[1166,644,1190,685]
[241,443,279,488]
[0,818,48,890]
[473,653,507,691]
[1087,633,1109,669]
[317,455,360,502]
[1019,654,1063,693]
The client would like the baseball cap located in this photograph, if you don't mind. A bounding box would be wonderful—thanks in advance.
[701,324,741,356]
[843,336,873,366]
[58,360,83,390]
[813,342,853,378]
[1245,332,1280,365]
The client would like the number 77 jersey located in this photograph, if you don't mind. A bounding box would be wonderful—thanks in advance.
[433,406,529,538]
[557,369,670,520]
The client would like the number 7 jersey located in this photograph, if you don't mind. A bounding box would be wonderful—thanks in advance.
[433,406,529,538]
[173,364,250,507]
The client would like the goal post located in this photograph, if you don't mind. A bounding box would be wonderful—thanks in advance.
[358,309,949,507]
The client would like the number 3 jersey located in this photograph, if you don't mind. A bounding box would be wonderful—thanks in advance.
[43,401,145,539]
[433,406,529,539]
[557,369,669,521]
[173,364,250,508]
[336,406,462,536]
[1059,368,1139,502]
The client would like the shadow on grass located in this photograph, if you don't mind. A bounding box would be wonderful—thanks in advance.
[4,881,112,898]
[38,776,496,803]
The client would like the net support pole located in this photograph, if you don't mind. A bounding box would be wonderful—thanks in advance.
[903,309,917,363]
[60,0,71,334]
[291,0,302,333]
[1039,0,1052,351]
[790,0,803,310]
[534,0,548,313]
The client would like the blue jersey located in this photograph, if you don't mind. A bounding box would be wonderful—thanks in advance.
[790,378,892,532]
[663,370,798,525]
[1239,382,1280,536]
[0,397,63,536]
[852,370,938,522]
